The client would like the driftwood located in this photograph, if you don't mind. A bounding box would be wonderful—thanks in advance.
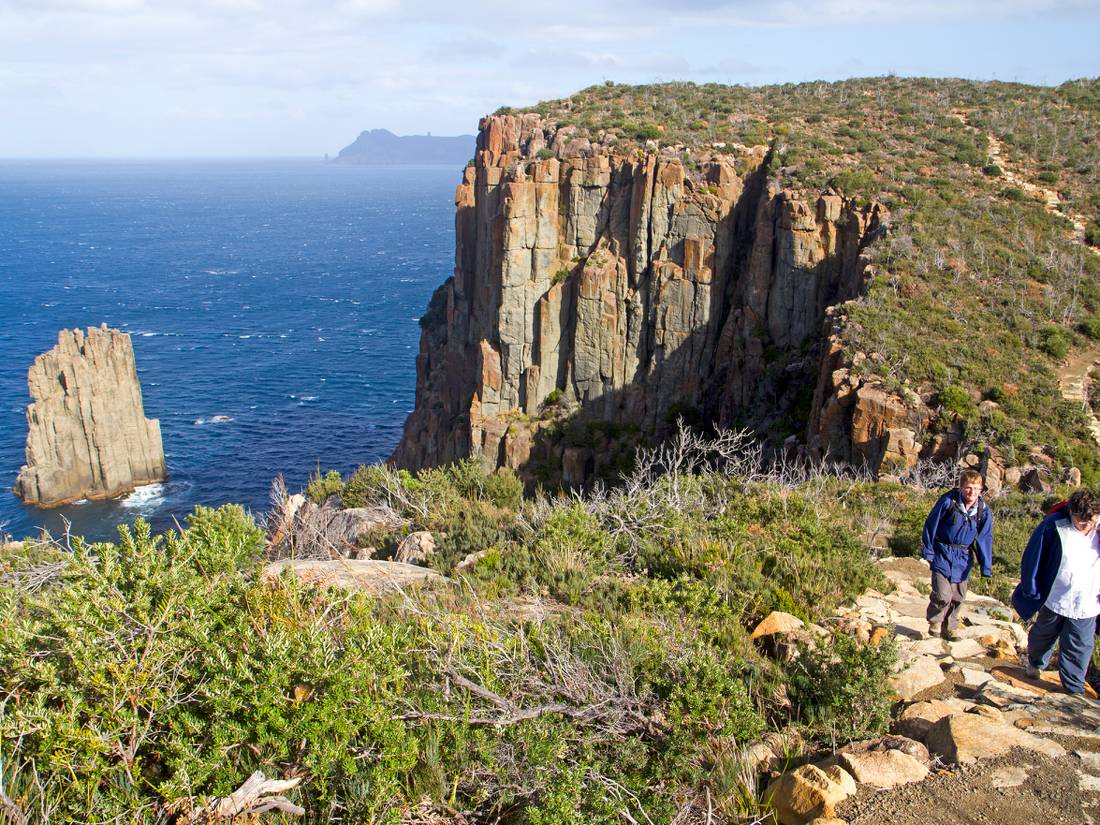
[180,771,304,822]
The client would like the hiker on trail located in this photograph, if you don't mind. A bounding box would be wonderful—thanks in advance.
[1013,489,1100,695]
[921,468,993,640]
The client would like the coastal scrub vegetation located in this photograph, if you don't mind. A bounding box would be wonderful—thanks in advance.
[0,433,1076,823]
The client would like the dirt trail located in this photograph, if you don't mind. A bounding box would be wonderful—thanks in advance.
[823,556,1100,825]
[1058,343,1100,445]
[952,109,1098,254]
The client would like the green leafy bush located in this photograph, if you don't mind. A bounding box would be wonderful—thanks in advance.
[305,468,344,503]
[786,632,896,740]
[1039,325,1071,359]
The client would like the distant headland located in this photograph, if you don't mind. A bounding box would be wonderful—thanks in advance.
[333,128,475,165]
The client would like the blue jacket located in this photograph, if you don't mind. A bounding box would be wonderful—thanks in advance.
[921,489,993,583]
[1011,510,1066,621]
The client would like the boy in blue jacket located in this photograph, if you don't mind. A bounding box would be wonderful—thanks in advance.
[921,469,993,640]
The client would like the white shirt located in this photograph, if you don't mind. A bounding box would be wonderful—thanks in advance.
[1045,520,1100,619]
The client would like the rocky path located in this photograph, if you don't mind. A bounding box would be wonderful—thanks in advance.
[1058,344,1100,446]
[761,556,1100,825]
[952,109,1098,253]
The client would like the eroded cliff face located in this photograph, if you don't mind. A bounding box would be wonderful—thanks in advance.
[15,325,167,507]
[393,114,888,479]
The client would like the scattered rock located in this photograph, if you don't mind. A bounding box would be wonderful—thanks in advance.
[890,656,946,701]
[265,559,446,595]
[947,638,984,659]
[925,712,1067,764]
[454,548,491,573]
[765,764,854,825]
[990,766,1029,788]
[395,530,436,565]
[960,667,995,687]
[752,611,806,639]
[892,699,958,742]
[838,748,929,789]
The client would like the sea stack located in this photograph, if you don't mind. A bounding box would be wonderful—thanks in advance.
[14,324,167,507]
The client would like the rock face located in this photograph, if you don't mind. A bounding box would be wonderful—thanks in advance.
[393,113,888,478]
[14,325,167,507]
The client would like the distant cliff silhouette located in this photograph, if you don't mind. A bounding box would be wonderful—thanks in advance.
[334,129,475,166]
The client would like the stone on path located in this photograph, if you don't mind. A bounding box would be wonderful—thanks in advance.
[947,638,984,659]
[960,667,995,687]
[925,712,1067,764]
[892,699,958,742]
[990,766,1029,788]
[990,664,1100,700]
[889,656,945,701]
[838,748,929,788]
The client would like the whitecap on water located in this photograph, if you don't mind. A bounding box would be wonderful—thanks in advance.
[121,483,166,509]
[193,415,233,425]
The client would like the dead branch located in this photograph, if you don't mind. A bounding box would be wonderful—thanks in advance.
[178,771,304,823]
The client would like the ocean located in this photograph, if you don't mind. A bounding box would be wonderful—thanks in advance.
[0,159,457,541]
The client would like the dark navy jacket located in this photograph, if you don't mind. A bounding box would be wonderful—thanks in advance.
[1011,510,1066,621]
[921,489,993,583]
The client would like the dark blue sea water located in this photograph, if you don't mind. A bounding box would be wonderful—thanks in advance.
[0,160,456,541]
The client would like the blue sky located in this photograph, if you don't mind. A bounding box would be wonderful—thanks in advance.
[1,0,1097,157]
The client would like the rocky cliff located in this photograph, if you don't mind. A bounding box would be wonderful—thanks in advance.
[14,324,167,507]
[393,113,889,481]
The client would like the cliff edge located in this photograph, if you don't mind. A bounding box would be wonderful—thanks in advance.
[14,324,167,507]
[393,112,890,482]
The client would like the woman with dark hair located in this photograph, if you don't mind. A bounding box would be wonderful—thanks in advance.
[1014,489,1100,695]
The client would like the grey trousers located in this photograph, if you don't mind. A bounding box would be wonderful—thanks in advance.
[927,571,968,630]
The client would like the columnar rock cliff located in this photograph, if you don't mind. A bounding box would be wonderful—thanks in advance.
[394,114,888,480]
[14,325,167,507]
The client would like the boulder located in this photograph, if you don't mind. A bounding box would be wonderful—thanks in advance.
[889,656,945,701]
[925,712,1067,764]
[395,530,436,565]
[764,764,854,825]
[891,699,957,742]
[752,611,805,639]
[837,748,929,788]
[282,501,400,558]
[265,559,446,595]
[15,325,167,506]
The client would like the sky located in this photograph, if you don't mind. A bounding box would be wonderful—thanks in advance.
[1,0,1098,158]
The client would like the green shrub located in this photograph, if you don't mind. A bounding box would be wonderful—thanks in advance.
[1039,325,1071,359]
[306,468,344,503]
[536,147,555,160]
[938,385,973,416]
[1079,316,1100,340]
[982,163,1003,176]
[1086,222,1100,247]
[786,632,896,741]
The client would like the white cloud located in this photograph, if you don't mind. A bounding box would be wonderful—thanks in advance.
[0,0,1096,155]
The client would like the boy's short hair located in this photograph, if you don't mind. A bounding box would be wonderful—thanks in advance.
[958,468,983,488]
[1068,489,1100,520]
